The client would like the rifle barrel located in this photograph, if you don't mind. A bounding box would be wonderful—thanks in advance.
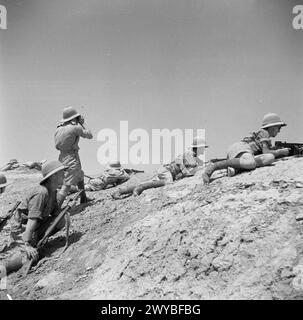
[0,201,21,230]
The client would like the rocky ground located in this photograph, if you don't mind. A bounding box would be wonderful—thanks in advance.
[1,157,303,300]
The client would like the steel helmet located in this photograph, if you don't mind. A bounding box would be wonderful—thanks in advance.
[0,174,7,188]
[108,160,122,169]
[261,113,286,129]
[191,136,208,148]
[40,160,66,185]
[61,107,81,123]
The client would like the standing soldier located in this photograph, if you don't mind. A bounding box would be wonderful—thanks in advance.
[55,107,93,205]
[0,173,7,194]
[202,113,290,183]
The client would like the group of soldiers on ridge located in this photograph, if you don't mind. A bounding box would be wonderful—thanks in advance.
[0,108,292,278]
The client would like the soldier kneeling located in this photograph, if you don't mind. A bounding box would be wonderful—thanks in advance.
[0,160,66,277]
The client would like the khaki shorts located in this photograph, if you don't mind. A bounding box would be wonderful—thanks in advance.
[1,216,59,261]
[59,152,84,186]
[11,213,59,245]
[227,141,253,159]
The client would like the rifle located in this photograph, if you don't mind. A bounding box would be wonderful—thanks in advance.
[0,201,21,232]
[124,168,144,174]
[24,189,83,275]
[209,158,227,163]
[275,141,303,156]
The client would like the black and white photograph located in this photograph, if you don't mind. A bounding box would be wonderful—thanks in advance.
[0,0,303,305]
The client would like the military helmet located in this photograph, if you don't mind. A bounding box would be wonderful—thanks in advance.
[40,160,66,185]
[61,107,81,123]
[108,160,121,168]
[261,113,286,129]
[191,136,208,148]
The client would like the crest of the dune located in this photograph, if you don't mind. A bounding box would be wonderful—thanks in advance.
[1,157,303,300]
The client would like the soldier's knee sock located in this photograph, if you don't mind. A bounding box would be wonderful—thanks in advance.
[255,154,275,167]
[111,185,137,199]
[133,180,165,196]
[239,153,257,170]
[214,159,242,170]
[203,159,242,183]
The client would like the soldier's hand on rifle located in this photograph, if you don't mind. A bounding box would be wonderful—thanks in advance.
[24,243,39,261]
[280,148,291,157]
[294,146,303,155]
[78,115,85,125]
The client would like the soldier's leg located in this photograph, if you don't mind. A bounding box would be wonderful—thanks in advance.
[58,153,87,205]
[202,158,243,183]
[36,216,66,241]
[254,153,275,167]
[238,153,257,170]
[0,249,28,276]
[3,254,27,275]
[133,180,165,196]
[111,184,137,199]
[132,167,170,196]
[77,179,94,203]
[202,150,262,183]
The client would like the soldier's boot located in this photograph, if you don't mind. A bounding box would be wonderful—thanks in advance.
[133,180,165,196]
[227,167,236,177]
[77,180,94,204]
[111,185,137,200]
[202,159,242,184]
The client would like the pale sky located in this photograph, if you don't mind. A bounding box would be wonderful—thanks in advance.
[0,0,302,174]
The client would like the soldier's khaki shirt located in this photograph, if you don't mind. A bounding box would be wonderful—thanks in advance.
[55,123,92,153]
